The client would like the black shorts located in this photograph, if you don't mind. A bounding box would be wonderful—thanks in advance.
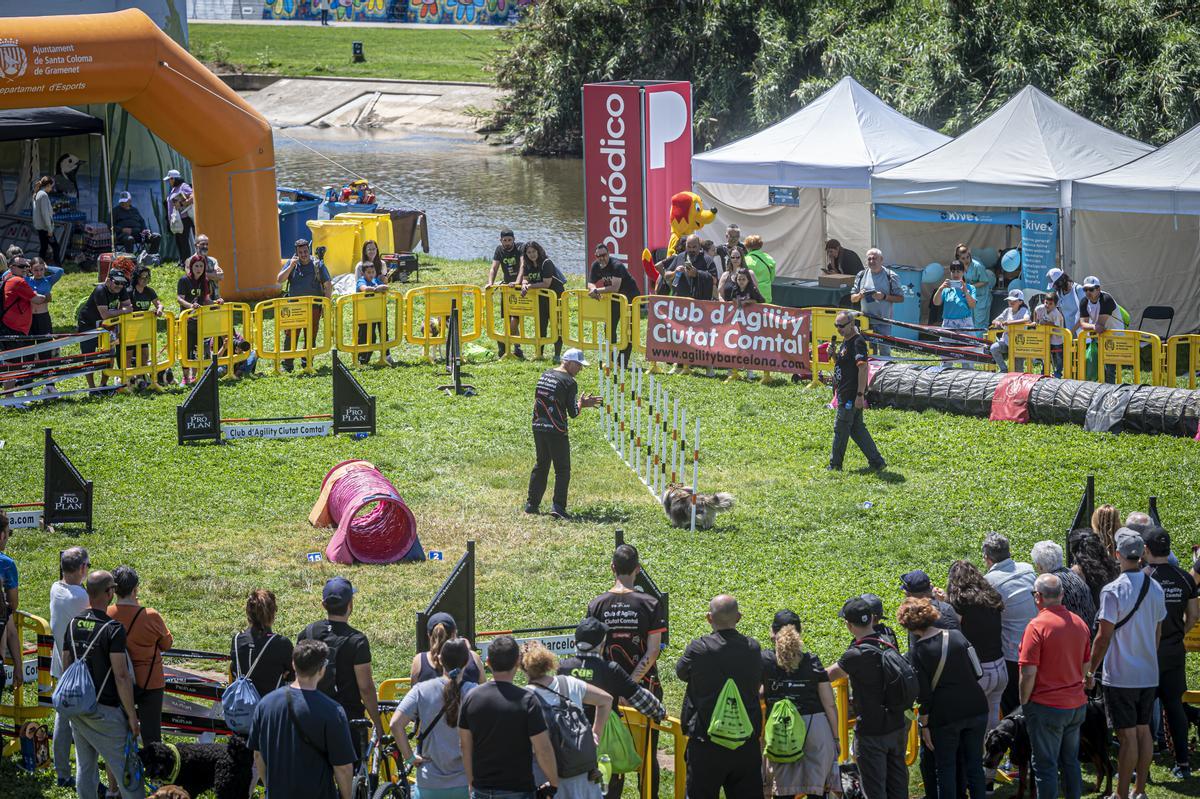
[1104,684,1155,729]
[78,320,99,355]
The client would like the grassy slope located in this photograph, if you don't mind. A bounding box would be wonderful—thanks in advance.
[3,260,1199,797]
[189,23,503,83]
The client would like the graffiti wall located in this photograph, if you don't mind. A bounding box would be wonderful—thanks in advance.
[262,0,529,25]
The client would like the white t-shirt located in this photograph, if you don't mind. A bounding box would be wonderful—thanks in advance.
[1033,304,1065,345]
[527,675,601,799]
[1098,570,1167,688]
[397,676,476,789]
[49,580,90,678]
[992,305,1030,343]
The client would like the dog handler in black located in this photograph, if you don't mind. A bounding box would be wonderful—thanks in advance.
[525,347,600,520]
[828,310,885,471]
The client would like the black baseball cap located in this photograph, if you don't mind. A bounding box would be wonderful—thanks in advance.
[575,617,608,653]
[322,576,357,605]
[861,593,884,618]
[840,597,873,626]
[1142,526,1171,557]
[426,611,457,635]
[900,570,932,593]
[772,610,801,632]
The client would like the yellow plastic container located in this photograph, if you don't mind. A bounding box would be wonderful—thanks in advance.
[336,212,394,256]
[306,219,363,276]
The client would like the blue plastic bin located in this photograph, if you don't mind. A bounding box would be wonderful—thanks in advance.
[278,187,323,258]
[318,200,379,220]
[889,265,925,341]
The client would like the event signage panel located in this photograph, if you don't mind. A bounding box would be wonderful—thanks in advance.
[768,186,800,206]
[645,298,811,375]
[875,204,1022,226]
[477,634,576,660]
[1019,210,1057,296]
[223,421,333,441]
[7,509,42,529]
[583,81,692,291]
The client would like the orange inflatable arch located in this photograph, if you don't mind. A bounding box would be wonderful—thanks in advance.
[1,9,278,301]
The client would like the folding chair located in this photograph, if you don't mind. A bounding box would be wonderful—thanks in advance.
[1137,305,1174,339]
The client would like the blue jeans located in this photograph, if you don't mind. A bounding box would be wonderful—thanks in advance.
[930,712,988,799]
[1024,701,1085,799]
[872,320,893,357]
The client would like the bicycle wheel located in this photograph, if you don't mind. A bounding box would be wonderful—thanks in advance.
[351,774,371,799]
[372,782,408,799]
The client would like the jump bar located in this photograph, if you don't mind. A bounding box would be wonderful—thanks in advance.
[219,414,333,424]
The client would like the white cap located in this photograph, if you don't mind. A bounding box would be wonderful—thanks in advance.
[1044,267,1063,290]
[561,348,589,367]
[1082,275,1101,289]
[162,169,182,181]
[1007,288,1023,301]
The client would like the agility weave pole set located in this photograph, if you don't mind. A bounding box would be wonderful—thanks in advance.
[596,339,702,531]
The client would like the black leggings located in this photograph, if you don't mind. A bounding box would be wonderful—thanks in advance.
[137,687,164,744]
[173,216,195,264]
[38,228,58,264]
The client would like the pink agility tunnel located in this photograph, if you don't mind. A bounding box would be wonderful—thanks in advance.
[309,460,422,564]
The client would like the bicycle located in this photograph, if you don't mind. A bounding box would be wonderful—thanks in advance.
[350,730,413,799]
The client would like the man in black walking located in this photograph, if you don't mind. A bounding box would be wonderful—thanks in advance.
[828,310,885,471]
[525,347,600,520]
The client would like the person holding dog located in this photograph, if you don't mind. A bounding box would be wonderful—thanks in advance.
[827,310,886,472]
[525,348,600,520]
[1018,573,1092,799]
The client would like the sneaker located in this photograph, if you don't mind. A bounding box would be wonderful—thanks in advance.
[706,367,716,378]
[1133,792,1150,799]
[524,503,538,514]
[513,346,525,360]
[1171,765,1191,780]
[386,353,400,367]
[281,360,294,373]
[549,506,573,521]
[826,464,842,471]
[867,461,887,472]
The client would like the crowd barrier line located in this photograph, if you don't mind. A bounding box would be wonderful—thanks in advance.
[334,289,403,366]
[1165,334,1200,390]
[484,285,561,357]
[100,310,177,388]
[1075,328,1163,386]
[177,302,253,378]
[253,295,333,374]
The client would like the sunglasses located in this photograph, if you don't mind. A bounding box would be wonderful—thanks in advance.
[1085,286,1099,292]
[835,321,852,329]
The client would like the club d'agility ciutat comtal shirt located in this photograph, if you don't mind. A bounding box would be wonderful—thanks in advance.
[531,367,579,434]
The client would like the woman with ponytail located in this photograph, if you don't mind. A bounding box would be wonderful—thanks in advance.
[761,610,840,799]
[410,612,485,686]
[393,637,476,798]
[229,589,293,699]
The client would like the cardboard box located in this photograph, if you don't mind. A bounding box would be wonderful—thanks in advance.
[817,273,856,288]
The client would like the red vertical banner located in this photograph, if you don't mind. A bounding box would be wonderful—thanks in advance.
[582,83,646,286]
[642,82,693,255]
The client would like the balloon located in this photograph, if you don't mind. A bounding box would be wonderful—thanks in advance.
[1001,248,1022,272]
[922,262,945,284]
[974,247,1000,269]
[1007,279,1024,291]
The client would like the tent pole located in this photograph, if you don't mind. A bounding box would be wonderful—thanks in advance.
[820,188,829,266]
[98,131,113,247]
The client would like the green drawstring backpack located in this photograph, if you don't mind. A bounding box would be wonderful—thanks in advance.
[763,698,807,763]
[599,709,642,774]
[706,678,754,750]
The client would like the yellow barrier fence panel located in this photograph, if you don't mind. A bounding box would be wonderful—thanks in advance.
[1005,324,1074,377]
[100,310,177,389]
[1,611,54,757]
[403,285,484,361]
[560,290,629,352]
[810,307,870,386]
[335,290,403,366]
[177,303,252,378]
[1075,329,1162,385]
[832,677,917,766]
[484,286,561,358]
[619,705,687,799]
[253,296,334,374]
[1166,335,1200,390]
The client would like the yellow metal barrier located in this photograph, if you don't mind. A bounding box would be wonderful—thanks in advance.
[484,286,561,358]
[1004,324,1075,378]
[1184,626,1200,704]
[619,705,687,799]
[253,296,333,374]
[334,289,402,366]
[560,290,629,352]
[99,310,177,388]
[377,677,413,702]
[832,677,918,767]
[1075,328,1163,385]
[403,284,484,361]
[810,307,870,386]
[1166,334,1200,390]
[1,611,54,757]
[177,302,253,377]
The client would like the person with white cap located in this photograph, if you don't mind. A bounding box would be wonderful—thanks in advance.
[163,168,194,262]
[988,288,1031,372]
[111,191,150,254]
[525,347,600,520]
[1044,268,1086,333]
[1077,275,1126,383]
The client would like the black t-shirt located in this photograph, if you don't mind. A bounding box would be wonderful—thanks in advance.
[676,629,763,741]
[558,653,643,723]
[297,620,372,720]
[523,257,563,288]
[588,258,638,299]
[587,589,668,693]
[952,602,1003,663]
[721,279,764,303]
[458,680,548,791]
[762,649,828,716]
[831,248,864,275]
[531,368,578,435]
[176,275,207,308]
[78,284,126,327]
[837,637,908,735]
[1148,562,1196,667]
[231,630,295,699]
[128,286,158,313]
[68,608,127,707]
[1079,291,1118,322]
[833,334,869,403]
[248,687,357,799]
[493,243,523,284]
[909,629,988,726]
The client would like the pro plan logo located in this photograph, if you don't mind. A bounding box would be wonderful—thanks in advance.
[186,412,215,431]
[0,38,28,81]
[340,406,368,424]
[52,492,83,513]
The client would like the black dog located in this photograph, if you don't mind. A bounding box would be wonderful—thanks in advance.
[983,701,1112,799]
[140,735,253,799]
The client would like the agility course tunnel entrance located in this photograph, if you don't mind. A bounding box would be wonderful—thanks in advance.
[417,531,669,653]
[1,10,278,301]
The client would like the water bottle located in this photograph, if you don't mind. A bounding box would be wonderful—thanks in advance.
[352,432,369,440]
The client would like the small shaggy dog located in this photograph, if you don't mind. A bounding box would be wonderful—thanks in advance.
[140,735,253,799]
[661,484,734,529]
[983,700,1111,799]
[148,787,191,799]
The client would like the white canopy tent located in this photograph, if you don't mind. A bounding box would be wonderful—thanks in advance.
[870,86,1153,271]
[1073,123,1200,334]
[691,76,949,277]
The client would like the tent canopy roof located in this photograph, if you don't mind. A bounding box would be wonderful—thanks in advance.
[871,86,1152,208]
[692,76,950,189]
[0,107,104,143]
[1072,121,1200,215]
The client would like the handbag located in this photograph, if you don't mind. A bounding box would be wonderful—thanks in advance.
[169,206,183,234]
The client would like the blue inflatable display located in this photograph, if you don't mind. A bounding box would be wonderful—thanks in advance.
[922,262,945,284]
[974,247,1000,270]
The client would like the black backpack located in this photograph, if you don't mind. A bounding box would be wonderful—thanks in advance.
[858,637,918,715]
[531,677,598,779]
[300,621,350,700]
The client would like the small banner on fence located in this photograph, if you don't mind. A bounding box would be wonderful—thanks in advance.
[7,509,42,529]
[478,634,576,660]
[223,421,333,441]
[645,298,811,374]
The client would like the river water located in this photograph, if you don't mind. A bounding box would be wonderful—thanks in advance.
[274,131,587,272]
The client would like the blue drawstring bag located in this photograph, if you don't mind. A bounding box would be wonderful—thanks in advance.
[221,633,277,734]
[53,620,119,718]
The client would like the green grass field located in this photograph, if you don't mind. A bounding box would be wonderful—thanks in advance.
[3,260,1199,797]
[189,23,503,83]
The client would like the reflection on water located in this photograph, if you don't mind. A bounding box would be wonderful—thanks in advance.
[274,131,586,272]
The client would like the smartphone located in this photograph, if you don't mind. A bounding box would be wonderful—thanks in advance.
[949,280,963,289]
